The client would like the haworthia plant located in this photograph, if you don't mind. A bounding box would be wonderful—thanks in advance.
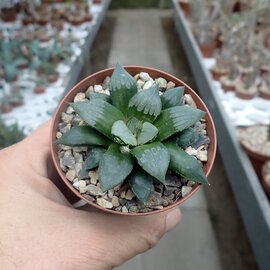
[57,64,209,203]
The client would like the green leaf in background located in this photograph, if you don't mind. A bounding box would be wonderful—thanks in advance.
[137,122,158,145]
[164,142,208,185]
[131,142,170,183]
[109,63,137,114]
[126,117,142,135]
[99,144,134,192]
[111,120,137,146]
[161,86,185,109]
[128,169,154,203]
[154,106,205,141]
[86,147,106,170]
[71,99,125,139]
[128,84,162,121]
[88,92,111,103]
[170,127,200,148]
[57,126,111,146]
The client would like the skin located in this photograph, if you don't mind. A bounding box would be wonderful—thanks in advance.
[0,121,181,270]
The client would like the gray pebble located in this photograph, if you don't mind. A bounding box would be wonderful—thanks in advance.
[122,206,128,213]
[182,186,192,197]
[165,175,182,187]
[66,169,76,181]
[61,112,73,124]
[119,198,127,206]
[144,191,163,207]
[102,76,110,89]
[129,205,139,213]
[86,184,103,196]
[97,198,113,209]
[156,77,167,90]
[66,105,75,114]
[74,92,86,102]
[62,154,75,169]
[83,194,95,202]
[71,115,82,126]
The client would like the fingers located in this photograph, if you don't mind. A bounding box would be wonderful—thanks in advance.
[79,207,181,269]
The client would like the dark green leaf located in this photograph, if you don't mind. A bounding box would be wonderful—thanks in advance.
[99,144,134,192]
[128,169,154,203]
[86,147,106,170]
[161,86,185,109]
[109,63,137,114]
[131,142,170,183]
[71,99,125,139]
[111,120,137,146]
[154,106,205,141]
[128,84,162,121]
[170,128,200,148]
[137,122,158,145]
[164,142,208,184]
[126,117,142,135]
[88,92,111,103]
[57,126,110,146]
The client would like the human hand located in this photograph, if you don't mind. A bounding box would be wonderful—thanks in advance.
[0,120,181,270]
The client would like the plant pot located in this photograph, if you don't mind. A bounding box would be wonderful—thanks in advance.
[34,85,46,94]
[239,125,270,178]
[261,160,270,198]
[48,74,58,83]
[179,0,191,17]
[22,16,35,25]
[235,84,257,100]
[220,76,235,92]
[199,41,217,58]
[93,0,102,4]
[1,104,12,114]
[84,13,93,22]
[210,67,229,81]
[1,7,17,22]
[50,66,217,216]
[258,84,270,100]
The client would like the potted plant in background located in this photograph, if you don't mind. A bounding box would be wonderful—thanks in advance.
[0,117,24,149]
[220,58,239,92]
[235,70,258,99]
[51,64,217,215]
[239,123,270,177]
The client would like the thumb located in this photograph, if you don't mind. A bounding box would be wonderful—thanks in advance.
[79,207,181,269]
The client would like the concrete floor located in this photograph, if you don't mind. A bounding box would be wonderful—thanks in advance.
[107,10,222,270]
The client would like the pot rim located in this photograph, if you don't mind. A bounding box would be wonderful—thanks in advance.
[50,65,217,216]
[261,160,270,197]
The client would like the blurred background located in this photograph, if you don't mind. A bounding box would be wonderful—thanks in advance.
[0,0,270,269]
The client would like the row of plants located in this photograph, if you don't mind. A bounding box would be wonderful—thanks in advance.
[0,0,101,27]
[179,0,270,100]
[0,32,73,114]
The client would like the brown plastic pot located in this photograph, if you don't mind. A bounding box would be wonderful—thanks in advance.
[258,85,270,100]
[220,77,235,92]
[199,41,217,58]
[179,0,191,17]
[261,160,270,198]
[1,7,17,22]
[34,85,46,94]
[241,139,270,178]
[50,66,217,216]
[210,67,229,81]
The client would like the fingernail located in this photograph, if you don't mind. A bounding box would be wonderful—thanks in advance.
[166,208,180,232]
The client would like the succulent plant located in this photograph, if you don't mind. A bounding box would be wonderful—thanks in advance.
[0,118,25,149]
[57,65,209,202]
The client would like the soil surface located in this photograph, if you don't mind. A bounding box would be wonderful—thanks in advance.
[83,13,258,270]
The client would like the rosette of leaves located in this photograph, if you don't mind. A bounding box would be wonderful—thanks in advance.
[57,64,209,203]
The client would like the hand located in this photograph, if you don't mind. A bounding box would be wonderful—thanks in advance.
[0,120,181,270]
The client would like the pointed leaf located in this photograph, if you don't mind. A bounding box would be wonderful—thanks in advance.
[71,99,125,139]
[161,86,185,109]
[164,142,208,184]
[128,169,154,203]
[131,142,170,183]
[99,144,134,192]
[128,84,162,121]
[170,128,200,148]
[109,63,137,114]
[111,120,137,146]
[57,126,110,146]
[137,122,159,145]
[154,106,205,141]
[86,147,106,170]
[88,92,111,103]
[126,117,142,135]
